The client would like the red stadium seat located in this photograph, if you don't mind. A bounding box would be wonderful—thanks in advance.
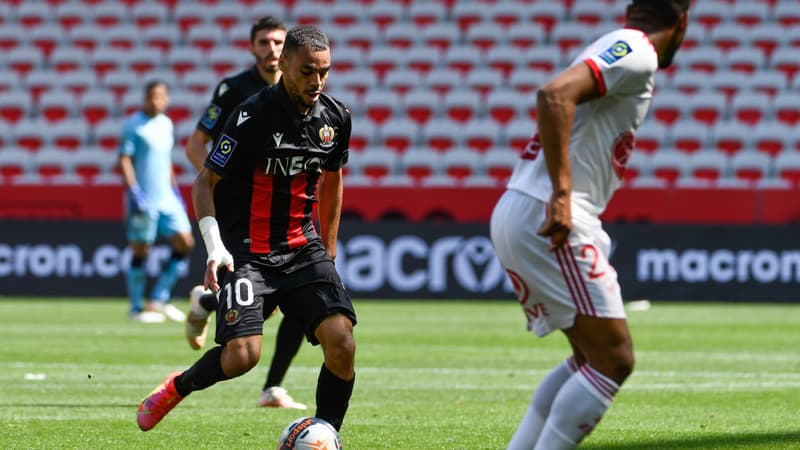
[0,24,26,51]
[167,47,205,76]
[650,149,689,185]
[425,68,463,96]
[465,22,505,52]
[49,47,89,73]
[486,89,521,125]
[384,70,423,96]
[422,118,462,152]
[173,3,206,33]
[463,120,501,153]
[403,89,438,125]
[506,23,546,50]
[51,119,89,151]
[687,151,728,182]
[209,2,244,29]
[775,2,800,27]
[55,2,86,30]
[505,119,535,152]
[443,89,480,124]
[731,2,769,28]
[650,90,687,126]
[710,120,752,156]
[0,150,32,183]
[367,2,403,29]
[132,2,169,29]
[7,47,43,77]
[80,89,116,126]
[710,23,749,52]
[358,147,398,181]
[187,24,225,52]
[775,151,800,187]
[366,45,400,81]
[363,90,400,125]
[408,2,446,28]
[92,3,127,28]
[752,122,791,157]
[671,120,709,154]
[13,118,50,152]
[731,151,771,185]
[0,91,31,124]
[93,118,124,151]
[423,23,461,52]
[384,22,421,50]
[16,2,50,28]
[379,118,418,153]
[405,47,440,75]
[775,92,800,126]
[400,148,440,183]
[529,2,566,34]
[483,148,519,185]
[142,23,181,54]
[749,23,787,59]
[523,46,562,73]
[688,91,727,126]
[466,68,503,97]
[692,1,728,31]
[635,121,669,154]
[38,90,75,123]
[443,148,481,181]
[731,92,772,127]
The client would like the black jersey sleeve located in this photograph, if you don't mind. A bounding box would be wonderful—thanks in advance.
[196,79,244,143]
[322,107,351,171]
[204,99,256,178]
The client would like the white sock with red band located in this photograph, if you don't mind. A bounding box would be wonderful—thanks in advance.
[507,356,579,450]
[534,364,619,450]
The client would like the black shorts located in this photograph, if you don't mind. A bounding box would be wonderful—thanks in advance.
[213,242,356,346]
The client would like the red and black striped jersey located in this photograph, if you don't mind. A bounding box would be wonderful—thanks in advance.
[205,80,351,255]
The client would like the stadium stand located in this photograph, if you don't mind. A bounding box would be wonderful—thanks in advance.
[0,0,798,223]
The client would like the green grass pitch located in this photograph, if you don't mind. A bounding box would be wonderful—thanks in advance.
[1,298,799,449]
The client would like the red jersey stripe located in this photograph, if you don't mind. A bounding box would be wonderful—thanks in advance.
[285,173,310,249]
[249,170,273,253]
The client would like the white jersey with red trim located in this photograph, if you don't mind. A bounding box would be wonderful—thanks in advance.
[506,28,658,218]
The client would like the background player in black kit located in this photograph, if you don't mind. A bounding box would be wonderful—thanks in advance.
[137,25,357,434]
[183,16,308,410]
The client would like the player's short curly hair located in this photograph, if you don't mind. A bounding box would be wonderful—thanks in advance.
[283,25,330,54]
[250,16,287,43]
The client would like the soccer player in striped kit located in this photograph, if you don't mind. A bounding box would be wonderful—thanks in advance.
[138,25,356,433]
[490,1,690,448]
[184,15,309,411]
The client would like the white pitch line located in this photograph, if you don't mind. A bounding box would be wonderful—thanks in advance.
[3,361,800,382]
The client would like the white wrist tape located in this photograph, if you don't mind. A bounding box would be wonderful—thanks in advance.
[198,216,231,265]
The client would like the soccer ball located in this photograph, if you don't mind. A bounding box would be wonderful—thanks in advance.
[277,417,342,450]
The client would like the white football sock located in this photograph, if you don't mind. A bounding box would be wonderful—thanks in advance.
[507,357,579,450]
[534,364,619,450]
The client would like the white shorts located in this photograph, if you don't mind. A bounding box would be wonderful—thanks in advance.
[490,190,625,337]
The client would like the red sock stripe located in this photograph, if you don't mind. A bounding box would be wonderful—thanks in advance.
[565,247,597,316]
[580,365,618,401]
[556,247,589,315]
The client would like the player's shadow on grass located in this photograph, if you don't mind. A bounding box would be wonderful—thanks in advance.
[586,431,800,449]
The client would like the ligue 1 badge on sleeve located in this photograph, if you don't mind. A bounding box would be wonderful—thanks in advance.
[318,124,335,148]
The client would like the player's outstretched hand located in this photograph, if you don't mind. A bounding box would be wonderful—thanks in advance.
[537,195,572,252]
[205,250,233,293]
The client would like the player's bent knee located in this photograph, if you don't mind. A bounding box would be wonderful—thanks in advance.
[222,337,262,376]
